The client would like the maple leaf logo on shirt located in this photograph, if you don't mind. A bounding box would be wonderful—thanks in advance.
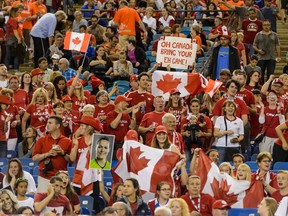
[72,37,81,45]
[126,147,150,175]
[156,74,181,94]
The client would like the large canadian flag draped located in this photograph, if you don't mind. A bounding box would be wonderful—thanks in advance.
[196,151,264,208]
[152,70,222,100]
[64,32,91,52]
[114,141,180,196]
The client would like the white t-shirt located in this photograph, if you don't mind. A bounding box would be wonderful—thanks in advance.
[142,16,157,30]
[3,171,37,194]
[212,116,244,148]
[18,197,34,209]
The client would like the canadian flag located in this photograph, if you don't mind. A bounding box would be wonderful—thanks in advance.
[196,151,264,208]
[152,70,222,100]
[114,141,180,196]
[64,32,91,52]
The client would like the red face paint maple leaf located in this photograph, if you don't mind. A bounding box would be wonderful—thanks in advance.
[156,74,181,94]
[126,147,150,175]
[72,37,81,45]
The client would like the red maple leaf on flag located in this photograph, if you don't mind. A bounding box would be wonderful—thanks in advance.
[219,179,238,206]
[72,37,81,45]
[156,74,181,94]
[126,147,150,175]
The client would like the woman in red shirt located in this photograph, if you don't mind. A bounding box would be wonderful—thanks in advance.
[94,90,115,125]
[273,120,288,163]
[5,7,22,72]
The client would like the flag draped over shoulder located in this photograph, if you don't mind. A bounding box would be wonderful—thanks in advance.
[64,32,91,52]
[114,141,180,195]
[152,70,222,100]
[196,151,264,208]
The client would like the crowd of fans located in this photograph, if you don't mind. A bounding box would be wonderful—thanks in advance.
[0,0,288,215]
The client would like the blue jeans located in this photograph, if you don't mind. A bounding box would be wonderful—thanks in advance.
[0,141,7,158]
[258,59,276,83]
[5,45,19,70]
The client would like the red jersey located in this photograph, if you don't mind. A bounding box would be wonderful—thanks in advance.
[168,131,185,154]
[26,104,52,132]
[165,107,183,132]
[94,104,115,124]
[127,91,154,125]
[242,19,263,44]
[271,190,288,203]
[71,95,87,111]
[140,111,166,146]
[212,97,249,119]
[105,110,131,142]
[251,170,278,190]
[236,89,256,110]
[261,107,283,138]
[13,88,28,110]
[180,193,214,215]
[275,120,288,147]
[250,105,261,138]
[32,134,72,179]
[244,84,262,92]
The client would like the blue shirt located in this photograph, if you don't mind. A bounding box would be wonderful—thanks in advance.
[193,5,204,19]
[30,13,57,38]
[61,68,77,81]
[81,4,98,18]
[216,46,229,79]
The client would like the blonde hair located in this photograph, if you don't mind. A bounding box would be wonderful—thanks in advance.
[236,163,251,182]
[31,88,49,105]
[256,152,272,164]
[45,82,58,104]
[219,162,234,177]
[168,198,190,216]
[263,197,278,216]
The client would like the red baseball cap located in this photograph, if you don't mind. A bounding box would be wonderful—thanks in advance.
[130,74,138,82]
[272,78,284,86]
[66,77,85,86]
[76,116,103,132]
[126,130,138,141]
[0,95,11,105]
[62,95,72,102]
[212,200,231,209]
[31,68,44,77]
[170,88,180,95]
[114,95,132,105]
[155,125,167,134]
[90,75,104,89]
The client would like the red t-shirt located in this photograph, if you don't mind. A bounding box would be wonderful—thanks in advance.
[13,88,28,110]
[26,104,52,132]
[94,104,115,124]
[71,95,87,112]
[6,105,18,139]
[275,120,288,147]
[244,85,262,92]
[127,91,154,125]
[242,19,263,44]
[139,111,166,146]
[32,134,72,179]
[0,111,8,142]
[236,89,256,115]
[34,193,71,215]
[251,171,278,190]
[105,110,131,142]
[63,109,81,134]
[271,190,288,203]
[180,193,214,215]
[261,107,283,138]
[250,105,261,138]
[6,17,18,38]
[212,97,249,119]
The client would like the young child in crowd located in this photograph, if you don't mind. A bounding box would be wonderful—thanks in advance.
[15,178,34,209]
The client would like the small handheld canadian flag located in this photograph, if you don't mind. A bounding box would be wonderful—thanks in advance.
[64,32,91,52]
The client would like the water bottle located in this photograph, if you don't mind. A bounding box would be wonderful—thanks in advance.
[140,101,146,114]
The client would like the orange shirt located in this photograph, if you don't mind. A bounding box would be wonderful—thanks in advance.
[30,2,47,17]
[12,1,33,30]
[220,0,245,11]
[113,6,141,36]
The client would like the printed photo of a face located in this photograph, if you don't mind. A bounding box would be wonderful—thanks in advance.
[90,134,115,170]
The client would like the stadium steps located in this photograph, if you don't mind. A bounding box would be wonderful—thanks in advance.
[275,20,288,75]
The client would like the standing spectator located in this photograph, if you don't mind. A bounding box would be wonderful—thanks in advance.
[253,20,281,83]
[87,15,105,45]
[0,95,12,158]
[230,30,247,67]
[208,17,223,42]
[34,176,72,215]
[32,116,72,192]
[257,197,278,216]
[273,120,288,163]
[30,11,67,68]
[30,0,47,20]
[207,26,241,80]
[5,7,22,72]
[18,126,38,158]
[261,0,282,32]
[148,182,171,215]
[72,11,88,33]
[113,0,147,48]
[168,198,190,216]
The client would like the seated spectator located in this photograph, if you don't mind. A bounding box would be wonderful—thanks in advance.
[112,51,133,80]
[81,0,98,18]
[45,82,58,105]
[219,162,234,177]
[69,51,90,71]
[235,163,251,181]
[158,7,175,33]
[126,39,147,73]
[31,68,46,91]
[273,120,288,163]
[167,198,190,216]
[73,11,88,33]
[203,3,223,26]
[148,181,171,214]
[182,3,195,27]
[58,58,77,81]
[14,206,34,215]
[154,206,172,216]
[232,153,245,175]
[143,7,157,35]
[94,90,115,124]
[88,15,106,45]
[56,171,80,214]
[106,183,124,206]
[257,197,278,216]
[171,24,185,38]
[118,178,151,215]
[34,176,72,215]
[271,171,288,203]
[18,126,38,158]
[0,189,19,214]
[3,159,36,194]
[48,54,60,71]
[53,75,68,100]
[15,178,34,209]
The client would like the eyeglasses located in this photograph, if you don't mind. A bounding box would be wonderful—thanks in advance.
[262,160,271,163]
[160,188,171,191]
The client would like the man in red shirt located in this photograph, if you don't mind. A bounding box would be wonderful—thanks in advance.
[271,171,288,203]
[8,76,28,113]
[127,73,154,126]
[32,116,72,192]
[139,96,166,146]
[181,175,214,215]
[124,74,138,96]
[34,176,72,215]
[104,95,138,159]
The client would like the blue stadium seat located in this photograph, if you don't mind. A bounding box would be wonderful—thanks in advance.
[84,84,93,91]
[246,161,258,170]
[181,27,191,32]
[33,166,39,176]
[103,177,113,187]
[228,208,257,216]
[1,165,7,174]
[0,158,8,167]
[18,158,37,169]
[115,80,130,88]
[26,194,34,199]
[147,55,156,63]
[273,162,288,171]
[153,34,162,41]
[33,175,38,187]
[104,186,112,196]
[111,160,118,168]
[68,167,75,177]
[148,45,153,51]
[81,207,90,215]
[79,195,94,214]
[250,154,258,161]
[202,26,212,39]
[133,68,138,74]
[6,150,17,159]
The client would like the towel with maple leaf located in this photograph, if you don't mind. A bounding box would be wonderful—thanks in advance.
[196,151,264,208]
[114,140,180,198]
[64,32,91,52]
[152,70,222,101]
